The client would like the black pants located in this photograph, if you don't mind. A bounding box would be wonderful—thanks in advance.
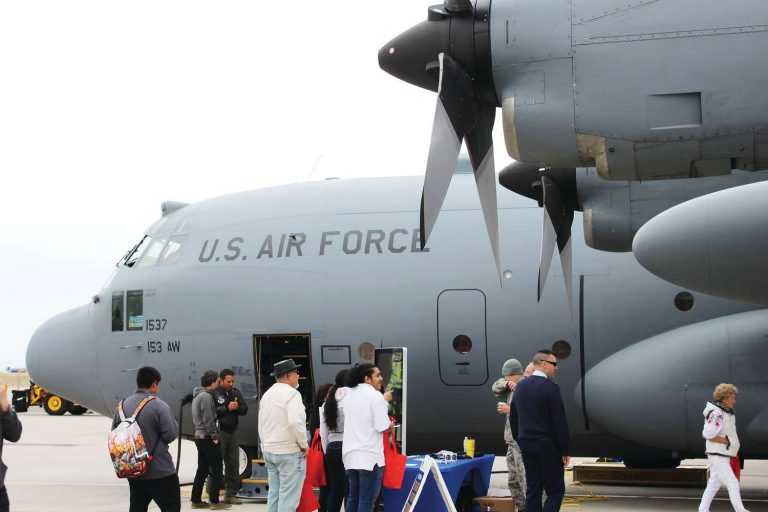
[192,438,224,504]
[0,486,8,512]
[128,474,181,512]
[320,442,347,512]
[519,439,565,512]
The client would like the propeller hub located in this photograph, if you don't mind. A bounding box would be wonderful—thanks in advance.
[378,1,497,104]
[499,163,581,211]
[378,17,449,93]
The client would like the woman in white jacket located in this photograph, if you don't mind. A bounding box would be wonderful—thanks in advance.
[698,383,749,512]
[319,369,350,512]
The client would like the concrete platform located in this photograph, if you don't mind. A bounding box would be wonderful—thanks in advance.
[4,410,768,511]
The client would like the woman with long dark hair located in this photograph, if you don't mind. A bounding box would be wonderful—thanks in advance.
[310,383,334,434]
[319,369,350,512]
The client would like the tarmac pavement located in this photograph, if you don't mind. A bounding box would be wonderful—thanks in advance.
[5,409,768,511]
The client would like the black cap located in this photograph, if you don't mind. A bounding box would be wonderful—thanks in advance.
[270,359,302,378]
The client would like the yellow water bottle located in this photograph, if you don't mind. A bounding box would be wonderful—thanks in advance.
[463,435,475,458]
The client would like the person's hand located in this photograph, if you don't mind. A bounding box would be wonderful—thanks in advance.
[563,456,572,467]
[213,438,219,445]
[712,435,729,445]
[506,380,517,392]
[300,446,308,455]
[0,385,9,413]
[496,403,510,415]
[383,391,393,402]
[227,401,239,412]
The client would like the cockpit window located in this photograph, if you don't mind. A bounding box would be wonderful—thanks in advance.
[135,238,167,268]
[111,292,124,332]
[126,290,144,331]
[122,236,152,268]
[120,214,192,269]
[157,234,188,265]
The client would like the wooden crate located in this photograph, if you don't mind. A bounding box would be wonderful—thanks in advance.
[472,496,516,512]
[572,463,707,487]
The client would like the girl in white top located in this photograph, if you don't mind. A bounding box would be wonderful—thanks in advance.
[319,369,350,512]
[698,383,749,512]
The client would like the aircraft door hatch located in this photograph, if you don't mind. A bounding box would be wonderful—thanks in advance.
[253,334,315,418]
[437,289,489,386]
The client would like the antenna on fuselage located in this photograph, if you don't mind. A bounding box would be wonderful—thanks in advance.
[161,201,189,217]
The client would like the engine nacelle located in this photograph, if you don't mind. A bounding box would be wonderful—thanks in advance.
[491,0,768,180]
[500,165,768,253]
[582,310,768,456]
[634,180,768,304]
[579,170,768,252]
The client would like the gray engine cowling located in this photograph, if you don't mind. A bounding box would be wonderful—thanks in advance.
[581,310,768,457]
[499,165,768,253]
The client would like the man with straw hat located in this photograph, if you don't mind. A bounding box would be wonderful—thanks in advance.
[258,359,309,512]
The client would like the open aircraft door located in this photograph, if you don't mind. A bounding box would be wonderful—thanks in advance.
[375,347,407,454]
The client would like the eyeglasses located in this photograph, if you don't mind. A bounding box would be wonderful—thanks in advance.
[542,360,558,367]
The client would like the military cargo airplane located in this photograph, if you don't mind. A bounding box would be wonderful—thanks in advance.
[25,160,768,469]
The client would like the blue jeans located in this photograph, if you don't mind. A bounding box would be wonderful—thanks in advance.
[264,451,305,512]
[346,465,383,512]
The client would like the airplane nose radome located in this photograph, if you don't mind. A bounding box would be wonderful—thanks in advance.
[26,305,100,410]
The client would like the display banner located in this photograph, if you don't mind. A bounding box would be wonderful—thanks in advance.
[400,456,457,512]
[375,347,407,453]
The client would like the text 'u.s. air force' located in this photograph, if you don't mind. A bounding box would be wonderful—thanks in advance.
[198,228,429,263]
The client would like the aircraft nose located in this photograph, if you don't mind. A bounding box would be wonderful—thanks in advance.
[26,304,100,411]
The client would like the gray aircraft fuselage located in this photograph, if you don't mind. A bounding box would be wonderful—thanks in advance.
[26,173,767,462]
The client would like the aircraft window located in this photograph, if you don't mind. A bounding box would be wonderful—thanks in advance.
[552,340,571,360]
[675,291,694,312]
[126,290,144,331]
[111,292,124,332]
[122,236,152,268]
[157,234,188,265]
[135,238,167,268]
[452,335,473,354]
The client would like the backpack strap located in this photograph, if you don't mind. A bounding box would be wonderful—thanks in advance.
[117,400,127,422]
[128,396,157,421]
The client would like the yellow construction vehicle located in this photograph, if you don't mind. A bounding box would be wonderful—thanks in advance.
[12,382,88,416]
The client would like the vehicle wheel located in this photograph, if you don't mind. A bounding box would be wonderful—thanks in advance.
[623,456,681,469]
[43,395,70,416]
[69,405,88,415]
[239,446,257,479]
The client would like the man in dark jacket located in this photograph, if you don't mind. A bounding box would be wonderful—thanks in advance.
[0,384,22,512]
[192,371,229,509]
[511,350,570,512]
[112,367,180,512]
[214,368,248,504]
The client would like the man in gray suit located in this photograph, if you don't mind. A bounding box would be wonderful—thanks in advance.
[0,384,22,512]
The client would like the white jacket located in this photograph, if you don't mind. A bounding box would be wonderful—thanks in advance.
[258,382,308,454]
[320,387,348,453]
[702,401,740,457]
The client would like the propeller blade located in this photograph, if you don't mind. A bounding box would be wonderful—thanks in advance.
[538,175,575,307]
[420,52,476,249]
[538,190,557,301]
[466,104,501,277]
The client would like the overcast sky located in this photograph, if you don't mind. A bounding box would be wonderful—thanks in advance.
[0,1,513,367]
